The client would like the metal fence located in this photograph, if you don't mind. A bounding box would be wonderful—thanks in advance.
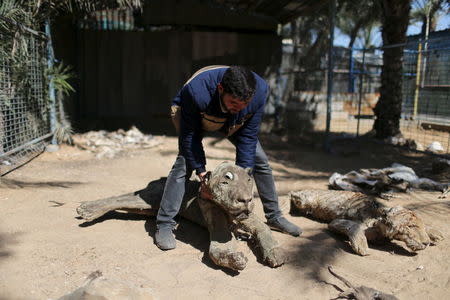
[277,35,450,154]
[0,28,51,175]
[78,8,135,30]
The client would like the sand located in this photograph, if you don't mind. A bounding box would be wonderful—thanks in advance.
[0,134,449,299]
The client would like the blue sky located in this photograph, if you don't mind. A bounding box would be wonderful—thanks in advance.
[334,11,450,48]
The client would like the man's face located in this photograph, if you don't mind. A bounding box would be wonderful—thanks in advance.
[218,84,251,114]
[222,94,250,114]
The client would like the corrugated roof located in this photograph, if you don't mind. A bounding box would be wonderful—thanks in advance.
[214,0,329,24]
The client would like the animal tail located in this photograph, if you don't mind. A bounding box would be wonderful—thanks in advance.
[327,266,355,290]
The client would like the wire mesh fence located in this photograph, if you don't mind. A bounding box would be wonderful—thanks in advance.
[401,36,450,152]
[0,29,51,175]
[276,34,450,154]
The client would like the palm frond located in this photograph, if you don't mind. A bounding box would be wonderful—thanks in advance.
[54,117,74,144]
[32,0,142,21]
[47,62,76,96]
[411,0,446,21]
[0,0,32,23]
[0,0,33,37]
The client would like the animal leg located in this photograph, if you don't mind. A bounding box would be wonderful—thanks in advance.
[76,178,169,222]
[364,226,389,245]
[426,226,444,244]
[198,198,247,271]
[76,192,158,222]
[238,213,287,268]
[328,219,369,256]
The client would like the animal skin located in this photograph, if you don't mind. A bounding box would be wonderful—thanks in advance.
[328,266,399,300]
[77,162,286,271]
[290,190,443,256]
[329,163,448,198]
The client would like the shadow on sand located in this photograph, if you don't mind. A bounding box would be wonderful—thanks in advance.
[0,178,83,189]
[76,178,241,275]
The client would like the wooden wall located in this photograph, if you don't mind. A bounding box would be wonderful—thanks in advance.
[142,0,278,32]
[76,30,281,134]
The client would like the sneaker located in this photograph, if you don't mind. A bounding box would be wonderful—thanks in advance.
[155,227,176,250]
[267,216,302,237]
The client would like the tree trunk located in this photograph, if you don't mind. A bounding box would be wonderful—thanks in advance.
[347,19,365,49]
[373,0,411,139]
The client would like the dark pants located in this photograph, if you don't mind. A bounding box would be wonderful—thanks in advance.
[156,139,282,229]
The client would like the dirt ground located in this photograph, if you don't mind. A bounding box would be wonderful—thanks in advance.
[0,134,449,300]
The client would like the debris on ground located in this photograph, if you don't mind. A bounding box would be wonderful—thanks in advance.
[72,126,163,159]
[431,158,450,174]
[403,139,424,151]
[327,266,399,300]
[382,135,450,154]
[426,141,444,154]
[329,163,448,198]
[385,135,408,147]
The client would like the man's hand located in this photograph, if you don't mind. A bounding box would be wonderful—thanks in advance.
[199,172,212,200]
[198,172,207,182]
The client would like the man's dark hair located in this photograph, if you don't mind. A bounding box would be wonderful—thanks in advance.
[221,66,256,101]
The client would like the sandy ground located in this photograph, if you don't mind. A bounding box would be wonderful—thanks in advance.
[327,118,449,153]
[0,134,449,300]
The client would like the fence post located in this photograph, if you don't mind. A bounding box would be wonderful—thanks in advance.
[413,41,423,117]
[325,0,336,145]
[348,46,355,93]
[356,48,366,137]
[45,20,57,146]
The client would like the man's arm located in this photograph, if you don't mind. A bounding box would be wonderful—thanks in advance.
[233,102,264,170]
[233,82,268,170]
[178,85,207,174]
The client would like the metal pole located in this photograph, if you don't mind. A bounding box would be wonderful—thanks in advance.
[356,48,366,137]
[348,46,355,92]
[0,133,53,159]
[325,0,336,144]
[413,41,423,117]
[420,12,431,89]
[45,20,57,146]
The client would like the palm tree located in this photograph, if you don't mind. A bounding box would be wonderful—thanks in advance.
[279,12,329,97]
[373,0,412,139]
[0,0,142,147]
[411,0,447,37]
[354,22,382,49]
[336,0,382,49]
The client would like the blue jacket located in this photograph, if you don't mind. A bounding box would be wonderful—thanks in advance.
[172,67,268,174]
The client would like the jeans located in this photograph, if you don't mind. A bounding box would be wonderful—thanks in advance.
[156,139,282,229]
